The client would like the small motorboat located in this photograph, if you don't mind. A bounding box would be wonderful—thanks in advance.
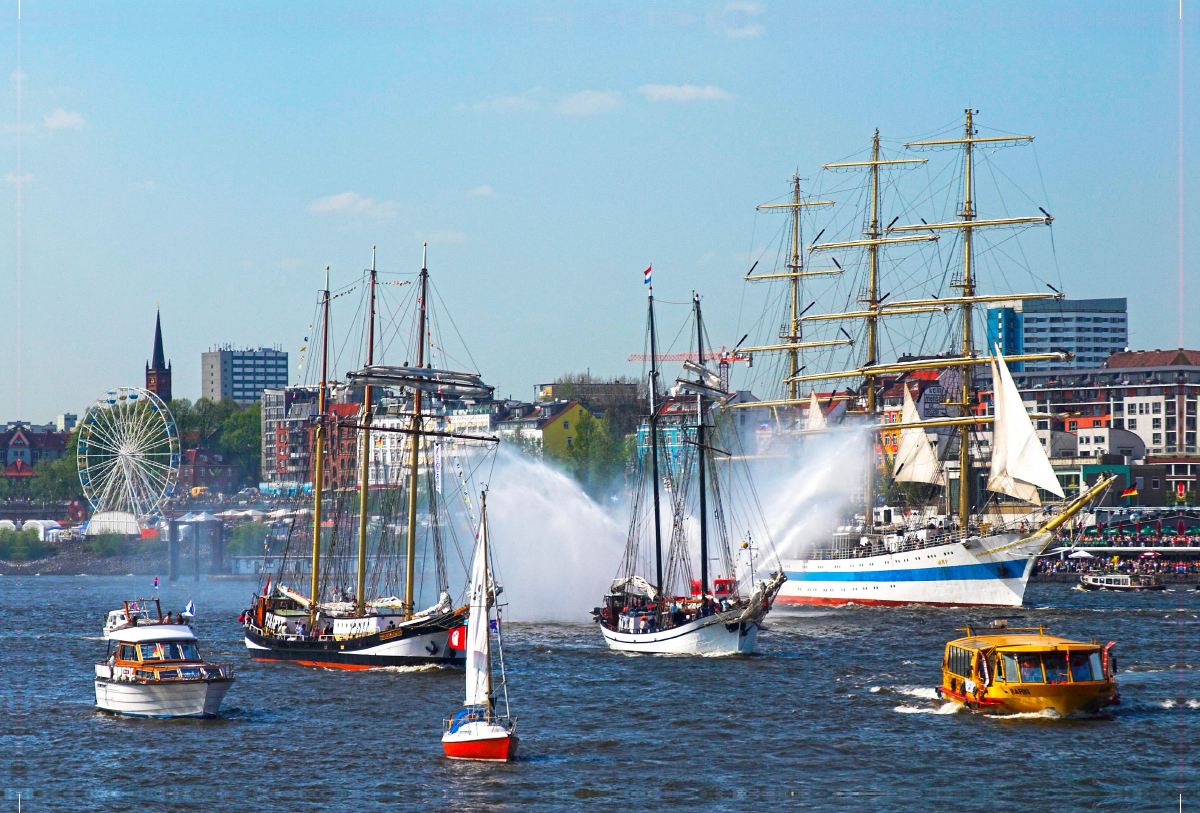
[1079,573,1165,592]
[103,598,174,637]
[442,494,518,762]
[935,623,1118,716]
[96,601,233,718]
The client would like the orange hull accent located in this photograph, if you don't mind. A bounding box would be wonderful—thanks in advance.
[443,735,518,762]
[251,657,377,671]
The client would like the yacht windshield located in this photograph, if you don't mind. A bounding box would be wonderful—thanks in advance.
[137,641,200,661]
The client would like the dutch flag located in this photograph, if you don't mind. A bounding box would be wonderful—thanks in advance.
[644,265,652,286]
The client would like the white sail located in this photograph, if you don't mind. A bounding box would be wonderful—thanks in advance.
[805,392,827,431]
[987,347,1065,505]
[463,521,491,709]
[893,386,942,485]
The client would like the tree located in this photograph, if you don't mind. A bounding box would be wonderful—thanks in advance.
[559,410,630,500]
[30,428,83,502]
[218,403,262,485]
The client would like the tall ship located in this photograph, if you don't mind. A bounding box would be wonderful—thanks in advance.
[733,111,1116,607]
[244,246,498,667]
[593,284,785,654]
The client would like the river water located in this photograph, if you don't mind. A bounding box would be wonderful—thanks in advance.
[5,576,1196,811]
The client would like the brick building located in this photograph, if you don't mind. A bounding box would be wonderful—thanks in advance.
[145,308,172,402]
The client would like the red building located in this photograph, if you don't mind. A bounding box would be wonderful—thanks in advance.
[178,448,242,495]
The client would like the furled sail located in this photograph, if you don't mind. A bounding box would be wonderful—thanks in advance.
[987,347,1065,505]
[463,521,491,708]
[893,386,942,485]
[805,392,827,431]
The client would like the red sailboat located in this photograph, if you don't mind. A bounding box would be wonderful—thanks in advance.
[442,493,518,762]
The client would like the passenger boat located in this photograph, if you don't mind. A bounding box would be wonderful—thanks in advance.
[96,608,233,718]
[1080,573,1165,592]
[442,493,518,762]
[730,112,1117,608]
[243,247,497,669]
[593,286,785,655]
[936,623,1118,715]
[103,598,161,637]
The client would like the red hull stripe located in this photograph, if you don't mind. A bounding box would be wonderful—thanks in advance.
[251,657,377,671]
[443,735,517,762]
[776,595,1011,608]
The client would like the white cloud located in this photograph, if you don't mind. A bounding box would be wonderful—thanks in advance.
[44,108,84,130]
[426,229,466,245]
[4,172,33,184]
[556,90,621,116]
[473,88,541,113]
[471,184,495,197]
[709,2,765,38]
[307,191,397,220]
[638,84,731,102]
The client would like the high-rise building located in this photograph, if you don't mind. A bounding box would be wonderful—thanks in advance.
[986,298,1128,372]
[145,308,172,402]
[201,347,289,405]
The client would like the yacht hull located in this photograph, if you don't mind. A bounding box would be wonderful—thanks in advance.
[244,624,464,669]
[778,537,1039,609]
[95,678,232,718]
[600,611,760,655]
[442,722,518,762]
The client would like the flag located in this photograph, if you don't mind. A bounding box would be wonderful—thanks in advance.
[183,600,196,617]
[434,443,443,494]
[153,576,159,589]
[263,575,272,596]
[1121,485,1137,497]
[447,626,467,650]
[489,619,499,632]
[644,265,652,285]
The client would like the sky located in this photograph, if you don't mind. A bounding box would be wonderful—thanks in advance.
[1,0,1196,421]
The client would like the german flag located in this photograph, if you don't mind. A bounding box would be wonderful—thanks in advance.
[1121,485,1138,497]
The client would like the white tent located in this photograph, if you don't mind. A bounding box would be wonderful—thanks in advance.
[1067,549,1095,559]
[86,511,141,536]
[22,519,62,541]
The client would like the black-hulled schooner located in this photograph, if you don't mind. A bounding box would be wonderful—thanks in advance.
[244,246,497,668]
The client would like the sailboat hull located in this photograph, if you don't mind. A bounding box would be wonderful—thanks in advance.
[600,610,761,655]
[778,537,1039,608]
[442,722,518,762]
[244,622,465,669]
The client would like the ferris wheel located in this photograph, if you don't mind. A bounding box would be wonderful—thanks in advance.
[77,387,180,523]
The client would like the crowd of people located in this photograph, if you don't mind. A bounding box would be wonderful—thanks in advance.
[1035,555,1200,577]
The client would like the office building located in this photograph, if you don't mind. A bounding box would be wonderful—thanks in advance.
[986,297,1127,371]
[201,347,289,405]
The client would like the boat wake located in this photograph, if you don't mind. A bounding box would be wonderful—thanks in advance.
[378,664,447,674]
[984,708,1062,720]
[894,702,962,715]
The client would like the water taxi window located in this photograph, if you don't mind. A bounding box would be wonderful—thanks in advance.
[118,644,138,661]
[1088,652,1104,681]
[1017,652,1045,683]
[1001,653,1020,683]
[947,646,970,677]
[1069,651,1094,682]
[1043,652,1069,684]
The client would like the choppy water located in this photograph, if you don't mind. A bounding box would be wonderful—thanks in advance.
[5,577,1197,811]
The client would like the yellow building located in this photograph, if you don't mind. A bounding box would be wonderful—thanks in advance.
[498,400,593,458]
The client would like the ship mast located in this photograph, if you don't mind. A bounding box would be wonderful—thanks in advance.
[646,285,664,594]
[309,266,331,627]
[480,492,493,722]
[355,247,377,617]
[404,244,429,620]
[694,293,708,596]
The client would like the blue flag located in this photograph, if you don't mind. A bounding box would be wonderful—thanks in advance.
[183,600,196,617]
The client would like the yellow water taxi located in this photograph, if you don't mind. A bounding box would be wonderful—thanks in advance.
[937,624,1118,715]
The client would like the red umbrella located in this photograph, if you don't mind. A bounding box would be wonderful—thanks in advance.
[1178,519,1186,536]
[1156,519,1162,536]
[1140,550,1160,558]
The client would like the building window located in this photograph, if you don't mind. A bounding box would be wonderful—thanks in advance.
[1151,479,1160,489]
[1152,433,1162,445]
[1068,421,1078,431]
[1152,402,1162,414]
[1128,419,1137,430]
[566,436,573,448]
[563,420,569,429]
[1153,417,1162,429]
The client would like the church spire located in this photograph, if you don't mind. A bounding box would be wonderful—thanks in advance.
[151,306,166,370]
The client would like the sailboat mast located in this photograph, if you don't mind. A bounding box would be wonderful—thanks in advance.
[355,247,377,617]
[310,266,331,625]
[405,244,428,620]
[864,130,881,526]
[481,493,493,722]
[694,294,709,596]
[788,173,801,401]
[647,287,664,594]
[958,110,976,527]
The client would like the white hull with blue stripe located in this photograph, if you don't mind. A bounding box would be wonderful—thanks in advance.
[777,533,1044,608]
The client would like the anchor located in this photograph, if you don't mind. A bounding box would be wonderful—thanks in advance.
[426,640,440,656]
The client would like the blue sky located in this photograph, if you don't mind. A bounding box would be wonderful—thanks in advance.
[1,1,1195,420]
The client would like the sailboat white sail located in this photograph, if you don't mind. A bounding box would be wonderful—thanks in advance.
[893,386,942,485]
[987,347,1065,505]
[805,392,827,431]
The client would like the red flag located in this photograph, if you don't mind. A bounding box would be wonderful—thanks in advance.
[447,626,467,650]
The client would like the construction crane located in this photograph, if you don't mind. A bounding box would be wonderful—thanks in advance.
[628,345,751,394]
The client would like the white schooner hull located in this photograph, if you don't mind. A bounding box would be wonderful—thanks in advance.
[95,676,232,718]
[600,610,761,655]
[778,535,1042,608]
